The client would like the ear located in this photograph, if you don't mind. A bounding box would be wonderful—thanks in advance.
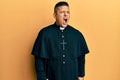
[53,13,56,19]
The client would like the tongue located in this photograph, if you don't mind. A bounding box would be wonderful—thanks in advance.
[63,19,68,25]
[63,20,67,25]
[63,19,67,24]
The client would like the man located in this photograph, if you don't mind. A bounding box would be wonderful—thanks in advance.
[32,1,89,80]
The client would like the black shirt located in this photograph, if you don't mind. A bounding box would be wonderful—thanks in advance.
[32,23,89,80]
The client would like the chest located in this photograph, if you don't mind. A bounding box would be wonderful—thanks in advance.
[46,29,80,59]
[48,30,79,47]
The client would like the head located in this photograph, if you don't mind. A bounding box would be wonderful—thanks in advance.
[54,1,70,28]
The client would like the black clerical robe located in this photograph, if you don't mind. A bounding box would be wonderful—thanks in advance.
[32,23,89,80]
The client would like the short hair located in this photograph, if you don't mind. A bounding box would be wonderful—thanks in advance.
[54,1,69,13]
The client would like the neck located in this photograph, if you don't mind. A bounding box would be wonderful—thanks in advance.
[55,22,67,28]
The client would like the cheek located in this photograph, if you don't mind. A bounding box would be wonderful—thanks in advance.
[57,15,63,21]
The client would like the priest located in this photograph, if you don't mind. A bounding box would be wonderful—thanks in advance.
[32,1,89,80]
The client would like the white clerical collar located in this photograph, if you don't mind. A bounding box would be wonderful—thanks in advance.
[60,27,65,31]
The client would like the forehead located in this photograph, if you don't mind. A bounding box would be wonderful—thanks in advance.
[57,6,69,11]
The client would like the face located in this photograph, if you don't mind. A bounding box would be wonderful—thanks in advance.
[54,6,70,28]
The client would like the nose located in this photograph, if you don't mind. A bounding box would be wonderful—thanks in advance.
[64,12,68,16]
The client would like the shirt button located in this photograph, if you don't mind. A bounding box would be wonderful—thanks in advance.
[62,35,64,38]
[63,55,65,57]
[63,61,65,64]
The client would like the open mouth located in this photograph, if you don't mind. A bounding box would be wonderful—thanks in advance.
[64,19,67,22]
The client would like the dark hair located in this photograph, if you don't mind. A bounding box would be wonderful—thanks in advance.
[54,1,69,13]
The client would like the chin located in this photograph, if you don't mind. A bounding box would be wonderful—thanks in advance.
[62,25,67,28]
[62,23,68,27]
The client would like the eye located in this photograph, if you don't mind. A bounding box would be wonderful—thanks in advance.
[67,11,70,14]
[60,11,65,13]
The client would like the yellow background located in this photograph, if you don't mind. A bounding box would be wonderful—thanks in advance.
[0,0,120,80]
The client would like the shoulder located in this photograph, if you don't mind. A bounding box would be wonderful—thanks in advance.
[38,24,54,35]
[68,25,83,36]
[40,24,54,32]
